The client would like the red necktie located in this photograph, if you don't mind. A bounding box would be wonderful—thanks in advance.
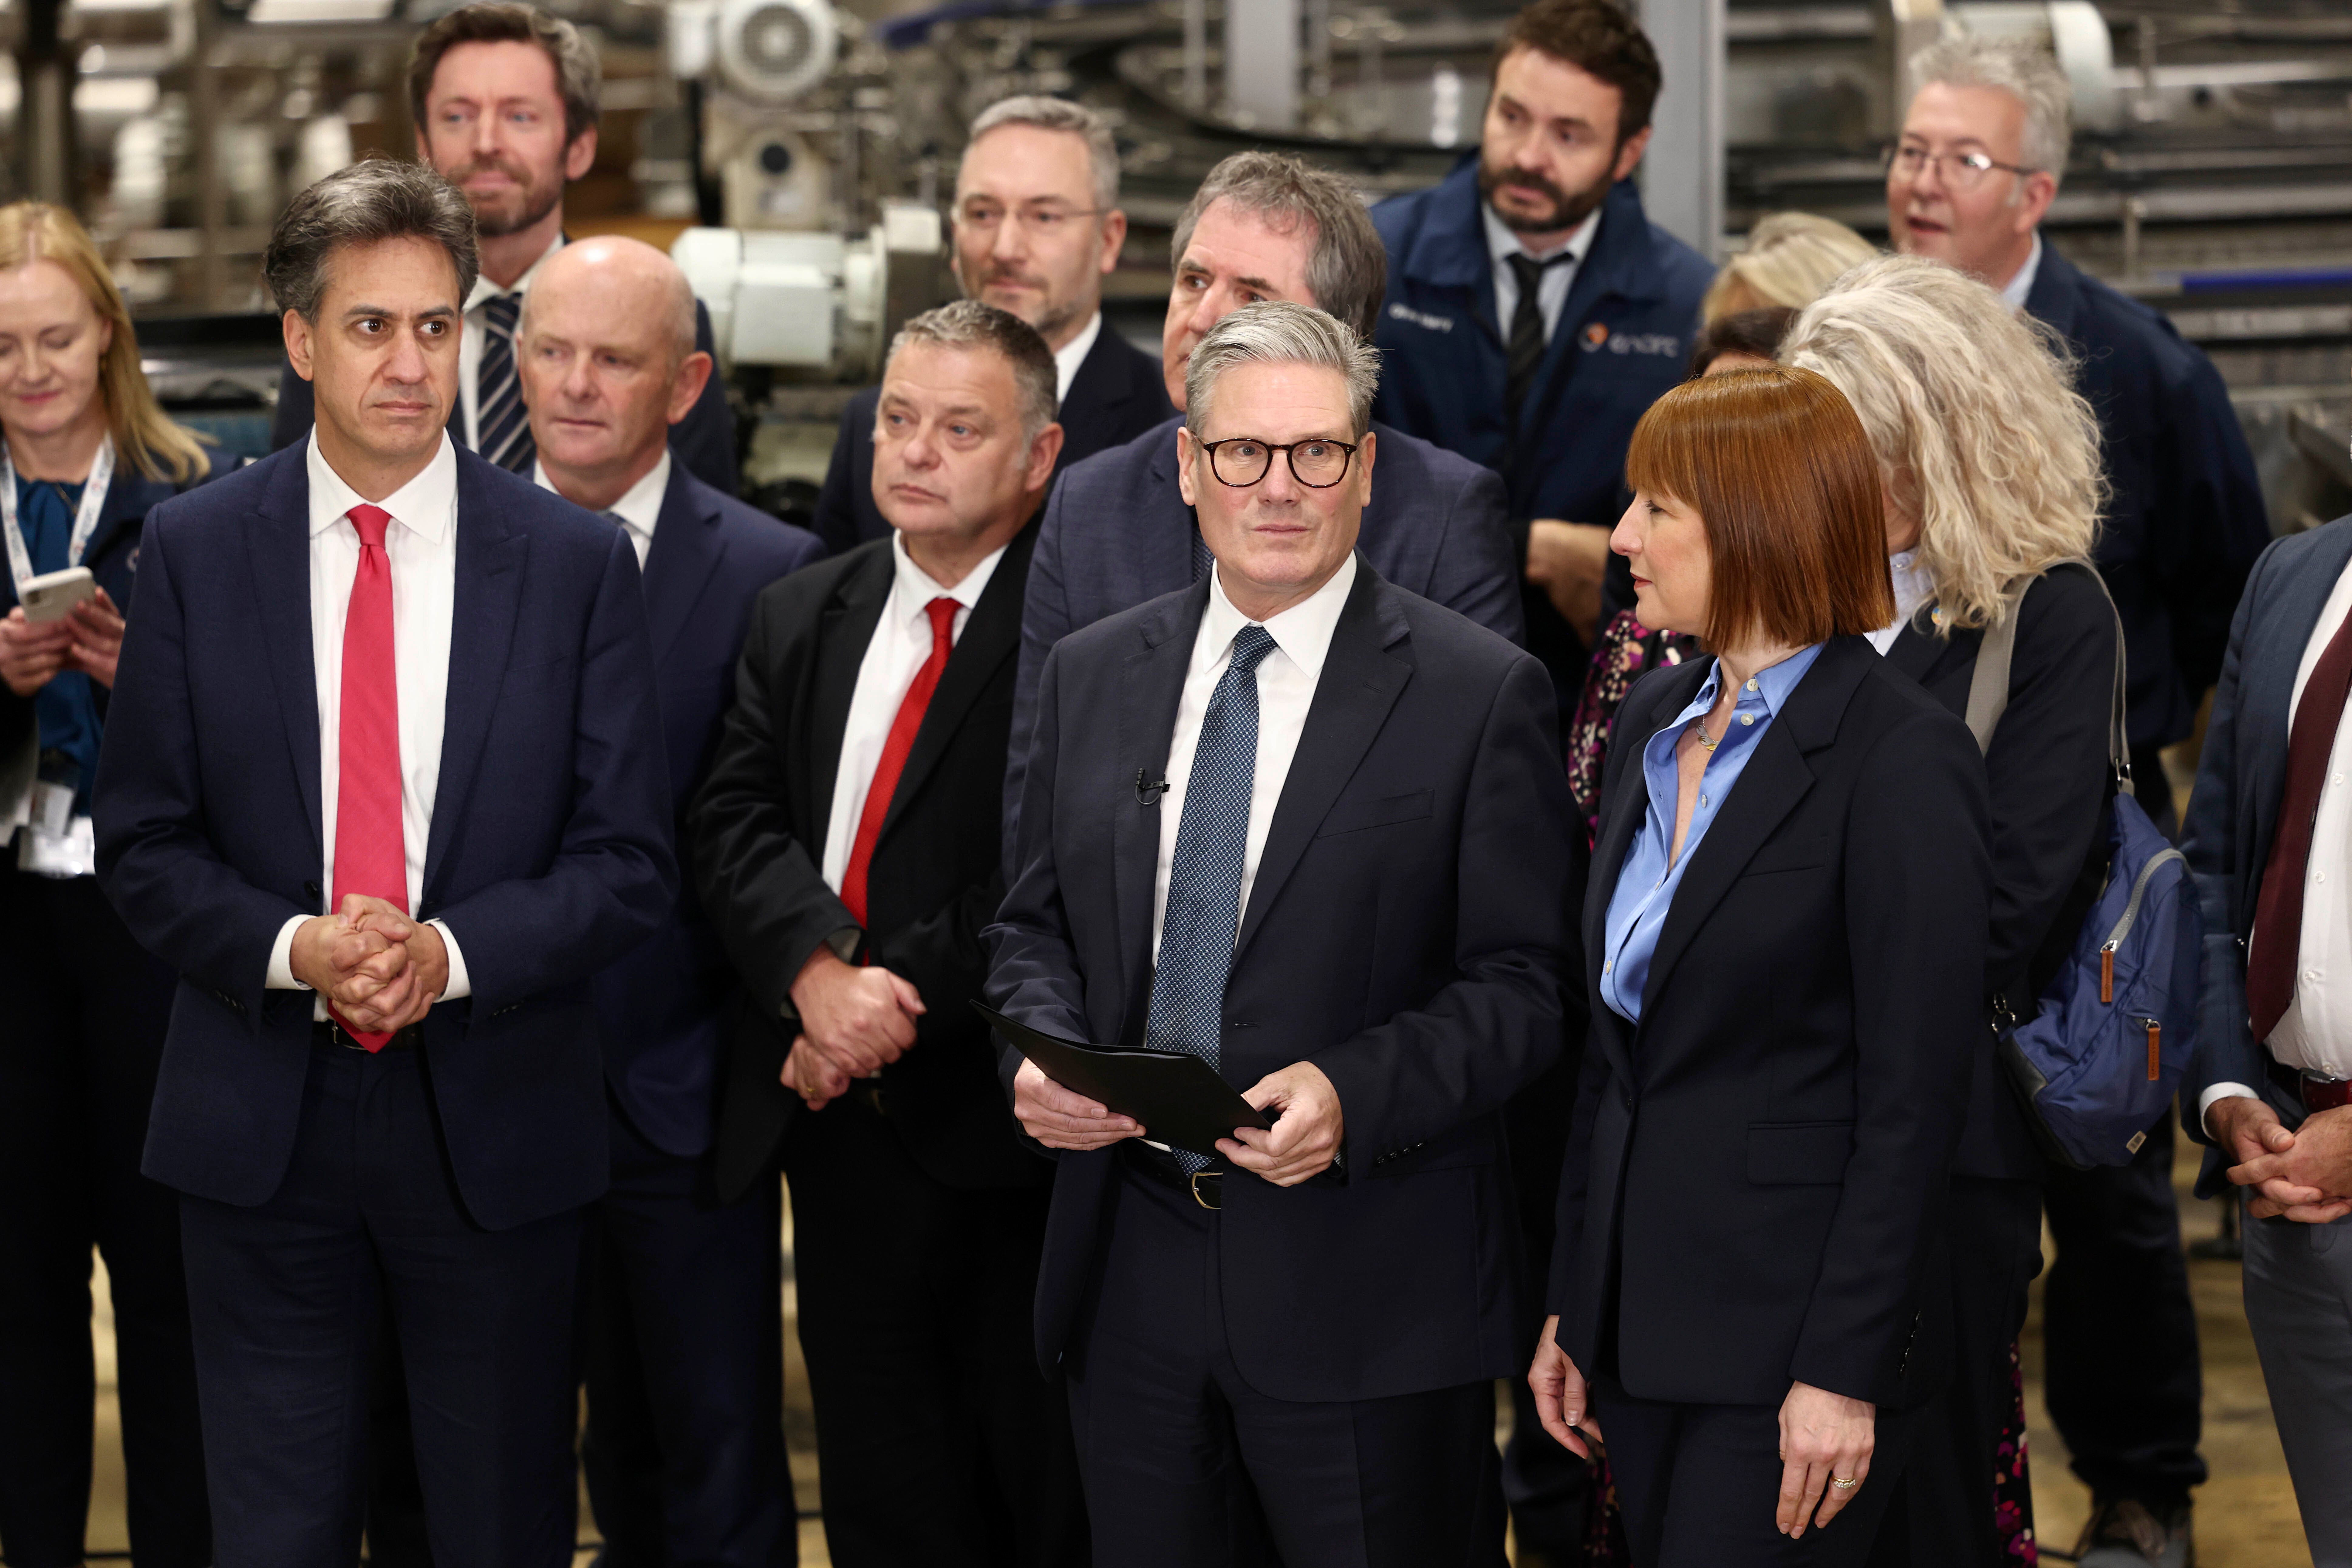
[330,503,407,1051]
[841,597,958,927]
[2248,608,2352,1044]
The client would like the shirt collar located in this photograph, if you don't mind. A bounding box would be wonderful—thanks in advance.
[890,527,1005,622]
[306,430,459,543]
[1053,311,1102,404]
[1201,551,1357,682]
[531,448,670,542]
[1999,230,2044,312]
[1688,641,1826,720]
[466,232,565,313]
[1482,201,1603,269]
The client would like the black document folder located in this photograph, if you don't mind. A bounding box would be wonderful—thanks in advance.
[973,1002,1272,1157]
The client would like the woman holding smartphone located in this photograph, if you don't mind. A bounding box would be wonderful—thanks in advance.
[0,201,219,1568]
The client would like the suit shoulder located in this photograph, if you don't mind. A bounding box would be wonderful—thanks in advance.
[2255,514,2352,588]
[1052,580,1187,665]
[1391,579,1528,670]
[689,473,824,569]
[754,534,882,619]
[1052,415,1179,502]
[1371,182,1439,247]
[1370,421,1491,490]
[472,459,618,555]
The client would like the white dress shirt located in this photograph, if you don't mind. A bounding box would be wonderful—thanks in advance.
[1484,203,1603,346]
[458,233,563,450]
[2204,558,2352,1128]
[1053,311,1101,404]
[819,531,1008,892]
[1866,550,1938,655]
[264,433,473,1007]
[1151,554,1357,958]
[2000,231,2044,313]
[533,449,668,568]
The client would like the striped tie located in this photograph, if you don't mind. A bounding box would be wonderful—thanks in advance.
[476,292,534,474]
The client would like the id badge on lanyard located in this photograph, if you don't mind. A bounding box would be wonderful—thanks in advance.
[5,435,115,879]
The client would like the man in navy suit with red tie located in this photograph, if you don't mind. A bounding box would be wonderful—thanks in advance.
[519,234,818,1568]
[93,162,674,1567]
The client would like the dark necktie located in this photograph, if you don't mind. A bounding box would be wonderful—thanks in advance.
[1505,250,1572,433]
[1146,623,1278,1173]
[476,293,534,474]
[2248,609,2352,1043]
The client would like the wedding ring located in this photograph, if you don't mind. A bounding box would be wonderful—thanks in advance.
[1831,1477,1859,1490]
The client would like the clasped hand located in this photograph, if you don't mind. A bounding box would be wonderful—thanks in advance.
[2211,1097,2352,1223]
[782,946,924,1111]
[0,590,127,696]
[289,894,448,1033]
[1011,1055,1344,1187]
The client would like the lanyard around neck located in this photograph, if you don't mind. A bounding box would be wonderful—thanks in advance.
[1,433,115,594]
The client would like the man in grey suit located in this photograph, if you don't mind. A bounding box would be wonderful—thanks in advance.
[2183,509,2352,1565]
[1008,151,1524,839]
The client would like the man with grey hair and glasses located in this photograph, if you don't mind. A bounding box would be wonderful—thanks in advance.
[988,300,1571,1564]
[694,300,1085,1564]
[813,94,1172,554]
[90,159,675,1566]
[1886,34,2268,1568]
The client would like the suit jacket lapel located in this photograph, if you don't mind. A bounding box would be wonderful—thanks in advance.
[247,450,323,868]
[1234,566,1412,960]
[2242,525,2352,907]
[1883,623,1944,686]
[423,457,528,904]
[1143,427,1204,591]
[1637,638,1873,1017]
[1583,660,1703,1085]
[1112,581,1206,1040]
[876,519,1039,846]
[639,465,723,667]
[1061,330,1132,453]
[806,547,894,838]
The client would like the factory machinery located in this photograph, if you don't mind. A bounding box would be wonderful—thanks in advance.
[0,0,2337,528]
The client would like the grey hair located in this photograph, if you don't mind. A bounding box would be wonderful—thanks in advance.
[963,95,1120,213]
[1185,300,1380,438]
[1171,152,1386,340]
[886,299,1059,439]
[1907,34,2073,183]
[1782,253,2105,633]
[265,156,479,322]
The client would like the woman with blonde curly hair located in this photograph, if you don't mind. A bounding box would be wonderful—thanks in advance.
[1783,251,2113,1568]
[1702,211,1879,322]
[0,199,219,1567]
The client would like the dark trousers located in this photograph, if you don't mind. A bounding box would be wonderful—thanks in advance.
[179,1040,586,1568]
[1865,1178,2044,1567]
[2041,1113,2206,1507]
[582,1096,795,1567]
[1065,1163,1508,1568]
[1502,1056,1591,1563]
[784,1092,1085,1567]
[1590,1371,1913,1568]
[0,866,210,1568]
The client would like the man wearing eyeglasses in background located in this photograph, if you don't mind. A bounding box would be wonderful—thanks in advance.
[811,94,1173,555]
[1883,35,2269,1568]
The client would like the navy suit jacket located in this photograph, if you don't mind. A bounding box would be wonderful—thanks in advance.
[91,444,678,1231]
[987,562,1572,1402]
[2182,515,2352,1195]
[1007,415,1524,844]
[270,298,740,499]
[592,463,821,1160]
[2025,242,2269,750]
[812,320,1172,555]
[1554,639,1990,1410]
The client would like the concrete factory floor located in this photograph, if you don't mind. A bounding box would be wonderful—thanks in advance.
[62,1135,2308,1566]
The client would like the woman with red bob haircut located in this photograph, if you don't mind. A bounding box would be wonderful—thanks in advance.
[1530,365,1994,1566]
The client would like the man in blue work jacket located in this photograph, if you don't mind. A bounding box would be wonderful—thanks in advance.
[1372,0,1711,712]
[1883,34,2272,1568]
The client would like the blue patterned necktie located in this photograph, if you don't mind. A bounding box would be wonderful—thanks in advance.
[1146,622,1278,1173]
[475,292,534,474]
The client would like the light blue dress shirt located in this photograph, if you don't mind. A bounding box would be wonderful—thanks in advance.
[1600,644,1825,1023]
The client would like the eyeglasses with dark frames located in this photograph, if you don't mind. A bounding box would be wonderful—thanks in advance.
[1881,143,2040,190]
[1195,436,1361,489]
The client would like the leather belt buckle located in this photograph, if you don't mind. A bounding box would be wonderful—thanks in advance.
[1189,1170,1223,1211]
